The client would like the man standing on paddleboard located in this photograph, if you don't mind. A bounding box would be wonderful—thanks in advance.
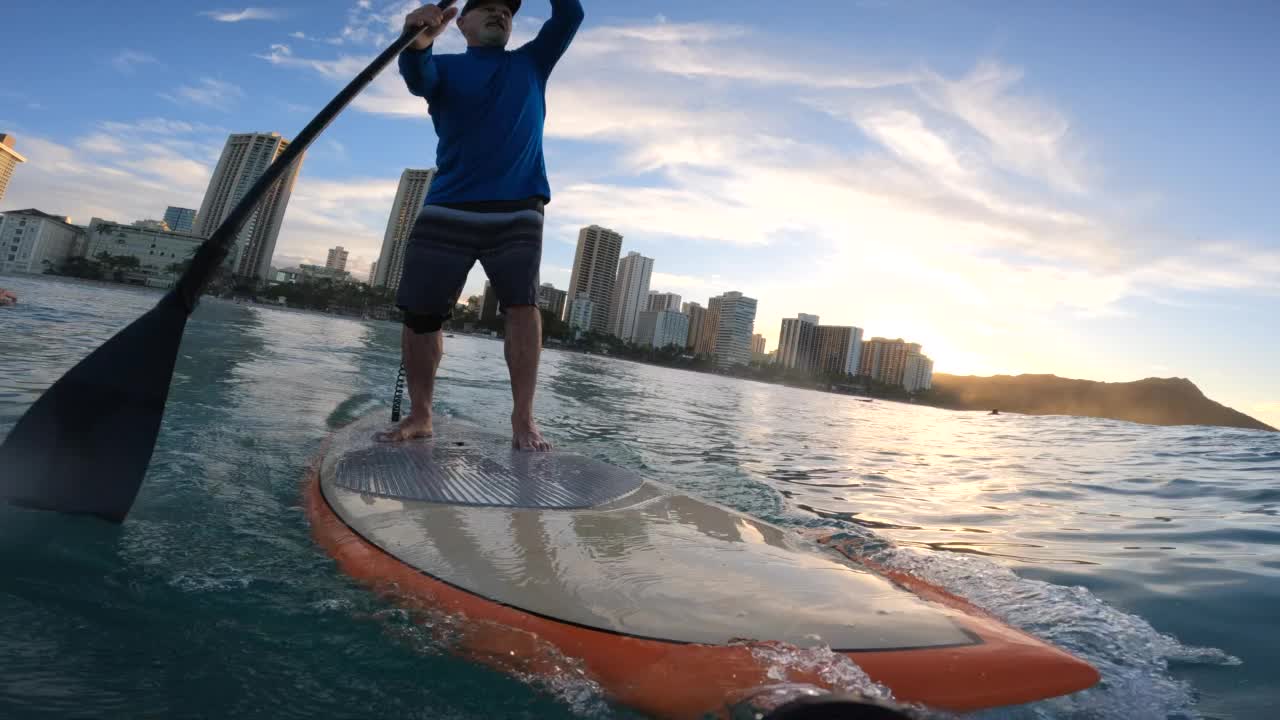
[382,0,584,451]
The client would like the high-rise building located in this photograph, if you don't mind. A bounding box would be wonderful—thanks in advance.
[653,310,691,350]
[903,352,934,392]
[683,302,706,351]
[326,246,349,272]
[858,338,922,386]
[609,251,654,342]
[368,260,379,286]
[635,310,691,349]
[567,292,594,332]
[375,168,436,293]
[813,325,864,377]
[0,209,83,275]
[647,291,682,313]
[481,281,500,322]
[751,334,770,365]
[565,225,623,334]
[695,296,723,356]
[0,134,27,203]
[163,206,198,234]
[634,310,659,347]
[195,132,303,281]
[537,283,568,318]
[778,314,820,371]
[713,292,757,369]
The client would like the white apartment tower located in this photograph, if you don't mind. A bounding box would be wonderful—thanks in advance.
[903,352,934,392]
[568,292,595,332]
[653,310,691,349]
[194,132,304,282]
[713,292,758,369]
[609,251,654,342]
[375,168,436,293]
[565,225,623,334]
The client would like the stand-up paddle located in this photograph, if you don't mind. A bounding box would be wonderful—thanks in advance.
[0,1,458,523]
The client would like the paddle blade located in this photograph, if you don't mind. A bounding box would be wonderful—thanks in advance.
[0,291,189,522]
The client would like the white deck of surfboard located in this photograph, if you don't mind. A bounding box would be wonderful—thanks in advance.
[320,414,978,651]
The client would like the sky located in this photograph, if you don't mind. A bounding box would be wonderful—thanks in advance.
[3,1,1278,427]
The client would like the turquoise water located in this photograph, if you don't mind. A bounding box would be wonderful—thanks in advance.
[1,273,1276,719]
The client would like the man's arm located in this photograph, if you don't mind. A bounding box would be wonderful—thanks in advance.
[399,4,458,99]
[520,0,585,77]
[399,46,441,99]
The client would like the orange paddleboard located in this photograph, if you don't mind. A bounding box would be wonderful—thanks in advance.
[305,415,1098,718]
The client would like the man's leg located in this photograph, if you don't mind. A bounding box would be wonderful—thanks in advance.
[378,324,445,440]
[504,305,551,451]
[380,322,444,441]
[381,203,475,443]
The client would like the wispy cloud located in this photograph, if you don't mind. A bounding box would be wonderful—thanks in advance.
[200,7,285,22]
[112,50,159,74]
[159,78,245,110]
[77,133,128,155]
[289,30,345,45]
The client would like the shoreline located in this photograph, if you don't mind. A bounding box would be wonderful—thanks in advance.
[8,273,1271,434]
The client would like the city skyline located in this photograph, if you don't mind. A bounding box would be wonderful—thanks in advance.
[2,1,1277,426]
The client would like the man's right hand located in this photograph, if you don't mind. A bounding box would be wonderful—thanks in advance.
[404,4,460,51]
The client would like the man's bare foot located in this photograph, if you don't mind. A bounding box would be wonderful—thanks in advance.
[375,413,434,443]
[512,415,552,452]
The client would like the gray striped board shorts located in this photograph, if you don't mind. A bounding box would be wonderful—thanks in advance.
[395,201,544,322]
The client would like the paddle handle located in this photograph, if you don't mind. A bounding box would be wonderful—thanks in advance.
[175,0,459,311]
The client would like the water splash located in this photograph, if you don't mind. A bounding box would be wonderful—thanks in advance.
[818,532,1241,720]
[743,640,897,701]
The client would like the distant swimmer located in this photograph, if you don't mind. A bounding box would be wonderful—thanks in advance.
[0,288,16,306]
[990,409,1000,415]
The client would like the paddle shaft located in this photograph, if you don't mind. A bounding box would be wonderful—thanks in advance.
[176,0,458,310]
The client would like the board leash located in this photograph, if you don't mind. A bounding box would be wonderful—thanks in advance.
[391,362,407,422]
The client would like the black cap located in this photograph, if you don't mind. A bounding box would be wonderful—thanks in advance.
[460,0,521,16]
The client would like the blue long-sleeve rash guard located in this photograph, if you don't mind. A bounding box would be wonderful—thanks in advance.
[398,0,585,205]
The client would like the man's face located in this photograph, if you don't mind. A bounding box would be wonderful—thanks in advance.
[459,2,513,48]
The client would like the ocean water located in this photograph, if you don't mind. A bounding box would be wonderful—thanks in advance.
[1,273,1276,720]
